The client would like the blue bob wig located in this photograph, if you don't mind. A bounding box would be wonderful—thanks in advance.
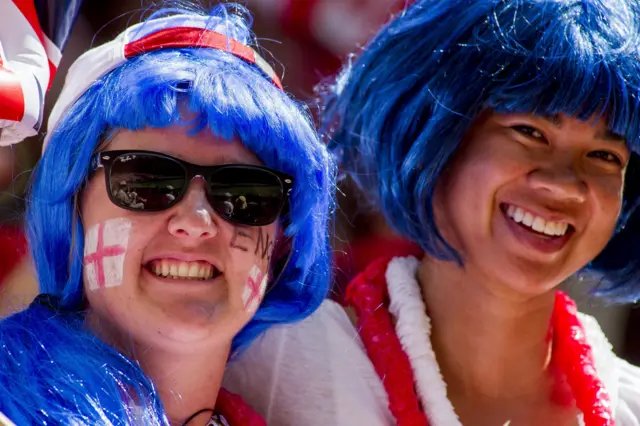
[322,0,640,302]
[0,4,334,424]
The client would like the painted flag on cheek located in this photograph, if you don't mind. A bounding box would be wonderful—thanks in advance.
[84,219,131,291]
[0,0,82,146]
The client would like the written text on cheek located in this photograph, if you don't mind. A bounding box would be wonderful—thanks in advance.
[229,227,274,262]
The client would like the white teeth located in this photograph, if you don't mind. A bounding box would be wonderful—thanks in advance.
[148,260,215,280]
[178,262,189,276]
[187,263,198,278]
[505,205,570,237]
[514,207,524,222]
[558,223,568,236]
[544,222,556,235]
[531,216,545,233]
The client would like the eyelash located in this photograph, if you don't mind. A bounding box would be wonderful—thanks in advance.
[512,125,623,165]
[512,125,546,142]
[587,150,623,165]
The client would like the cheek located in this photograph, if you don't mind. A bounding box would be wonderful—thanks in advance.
[226,225,277,313]
[437,151,513,233]
[591,178,624,234]
[242,265,269,314]
[228,225,277,270]
[83,218,132,291]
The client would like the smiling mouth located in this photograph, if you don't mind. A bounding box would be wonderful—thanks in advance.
[500,203,574,239]
[145,259,221,281]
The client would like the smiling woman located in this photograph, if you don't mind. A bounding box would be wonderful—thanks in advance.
[432,111,629,297]
[0,4,334,425]
[224,1,640,425]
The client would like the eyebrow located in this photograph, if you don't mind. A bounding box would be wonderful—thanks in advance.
[541,114,562,127]
[598,130,626,142]
[540,114,625,142]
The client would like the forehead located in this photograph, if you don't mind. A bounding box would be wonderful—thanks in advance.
[106,125,262,166]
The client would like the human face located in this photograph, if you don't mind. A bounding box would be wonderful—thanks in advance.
[80,125,279,354]
[433,112,628,296]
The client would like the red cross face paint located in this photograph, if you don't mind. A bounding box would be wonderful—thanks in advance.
[243,265,268,314]
[83,218,131,291]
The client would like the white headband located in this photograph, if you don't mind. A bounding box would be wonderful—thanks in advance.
[44,14,283,151]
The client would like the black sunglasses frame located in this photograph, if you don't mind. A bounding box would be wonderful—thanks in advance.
[91,150,294,226]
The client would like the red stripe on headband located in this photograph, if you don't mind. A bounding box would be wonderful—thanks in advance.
[10,0,46,47]
[47,60,56,90]
[124,27,283,90]
[0,67,25,121]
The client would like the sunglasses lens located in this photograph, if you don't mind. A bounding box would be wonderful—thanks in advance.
[209,167,285,226]
[108,153,185,210]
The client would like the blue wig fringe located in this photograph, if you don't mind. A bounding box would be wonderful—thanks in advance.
[0,4,334,424]
[322,0,640,302]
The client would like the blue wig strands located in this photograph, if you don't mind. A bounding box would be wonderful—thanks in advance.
[321,0,640,302]
[0,4,334,425]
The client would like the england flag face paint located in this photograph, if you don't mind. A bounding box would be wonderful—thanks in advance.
[83,218,131,291]
[243,265,268,314]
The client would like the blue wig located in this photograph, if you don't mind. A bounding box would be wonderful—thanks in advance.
[322,0,640,302]
[0,4,334,424]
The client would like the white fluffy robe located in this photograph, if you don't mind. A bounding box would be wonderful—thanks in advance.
[224,256,640,426]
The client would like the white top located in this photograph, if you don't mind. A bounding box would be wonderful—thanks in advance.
[224,257,640,426]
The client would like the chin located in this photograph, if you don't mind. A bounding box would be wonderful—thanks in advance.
[118,301,242,354]
[158,306,240,345]
[493,262,569,298]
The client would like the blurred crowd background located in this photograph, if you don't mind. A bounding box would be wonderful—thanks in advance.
[1,0,639,363]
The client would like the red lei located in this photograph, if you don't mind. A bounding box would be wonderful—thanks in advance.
[215,388,266,426]
[345,257,615,426]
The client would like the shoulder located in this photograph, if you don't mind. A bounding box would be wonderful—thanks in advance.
[225,299,370,389]
[230,298,364,360]
[232,299,362,364]
[578,313,640,424]
[224,299,392,425]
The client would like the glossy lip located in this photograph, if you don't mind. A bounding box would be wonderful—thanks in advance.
[499,205,574,254]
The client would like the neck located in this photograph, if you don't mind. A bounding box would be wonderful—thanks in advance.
[417,257,556,401]
[85,311,230,426]
[140,344,229,426]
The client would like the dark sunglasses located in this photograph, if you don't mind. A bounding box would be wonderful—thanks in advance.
[91,150,294,227]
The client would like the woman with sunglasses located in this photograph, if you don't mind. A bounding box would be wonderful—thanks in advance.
[225,1,640,425]
[0,4,333,425]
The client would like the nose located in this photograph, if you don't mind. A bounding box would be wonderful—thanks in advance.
[528,159,587,203]
[167,177,218,241]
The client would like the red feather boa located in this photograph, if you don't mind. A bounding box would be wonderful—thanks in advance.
[345,257,614,426]
[215,388,266,426]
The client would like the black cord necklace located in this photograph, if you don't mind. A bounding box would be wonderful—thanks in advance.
[181,408,216,426]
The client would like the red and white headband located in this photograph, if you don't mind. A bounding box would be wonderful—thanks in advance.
[45,14,283,150]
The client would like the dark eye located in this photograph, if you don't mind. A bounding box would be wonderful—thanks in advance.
[512,125,546,141]
[588,150,622,165]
